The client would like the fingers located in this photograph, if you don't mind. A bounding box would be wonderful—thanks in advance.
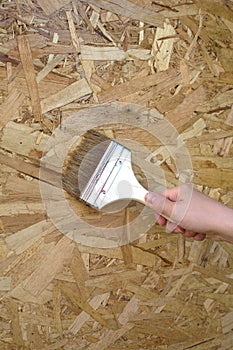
[183,230,196,238]
[154,212,185,234]
[165,223,206,241]
[193,233,206,241]
[154,213,167,226]
[166,221,184,233]
[162,183,194,203]
[146,192,175,219]
[182,230,206,241]
[161,187,179,202]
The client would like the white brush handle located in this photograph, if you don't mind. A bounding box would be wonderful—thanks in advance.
[95,158,147,209]
[99,161,174,223]
[115,166,148,204]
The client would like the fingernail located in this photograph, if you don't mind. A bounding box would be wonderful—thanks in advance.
[145,192,154,204]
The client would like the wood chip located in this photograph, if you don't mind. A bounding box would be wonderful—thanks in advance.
[221,311,233,334]
[98,68,180,103]
[0,277,11,291]
[66,10,81,53]
[23,237,75,296]
[41,78,92,113]
[69,293,110,334]
[36,54,66,83]
[0,89,25,130]
[152,19,176,72]
[8,299,24,347]
[226,105,233,126]
[17,35,41,122]
[79,0,165,28]
[36,0,70,15]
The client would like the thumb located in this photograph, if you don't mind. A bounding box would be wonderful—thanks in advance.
[145,192,175,219]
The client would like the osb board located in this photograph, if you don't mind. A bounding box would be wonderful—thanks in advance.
[0,0,233,349]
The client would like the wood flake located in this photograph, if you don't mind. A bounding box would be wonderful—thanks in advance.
[36,0,70,15]
[17,35,41,122]
[52,284,63,337]
[41,78,92,113]
[36,54,66,83]
[59,281,107,327]
[221,311,233,334]
[70,247,89,300]
[195,0,233,22]
[69,293,110,334]
[152,19,176,72]
[0,277,11,291]
[0,89,25,130]
[98,68,179,103]
[66,10,81,53]
[226,105,233,126]
[23,236,75,296]
[8,299,24,347]
[5,220,54,255]
[79,0,165,28]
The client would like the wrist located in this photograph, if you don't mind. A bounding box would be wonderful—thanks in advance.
[211,203,233,243]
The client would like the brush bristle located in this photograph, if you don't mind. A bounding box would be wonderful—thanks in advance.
[62,130,112,199]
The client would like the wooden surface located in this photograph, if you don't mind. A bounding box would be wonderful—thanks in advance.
[0,1,233,349]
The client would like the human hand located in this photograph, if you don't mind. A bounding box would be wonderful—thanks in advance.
[145,184,233,243]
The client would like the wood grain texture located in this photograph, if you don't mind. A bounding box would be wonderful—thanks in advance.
[17,35,42,122]
[0,1,233,349]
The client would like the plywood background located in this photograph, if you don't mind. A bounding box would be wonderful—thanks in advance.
[0,1,233,349]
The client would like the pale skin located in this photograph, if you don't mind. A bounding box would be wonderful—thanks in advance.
[145,184,233,244]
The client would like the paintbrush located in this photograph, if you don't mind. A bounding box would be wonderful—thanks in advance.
[62,130,148,210]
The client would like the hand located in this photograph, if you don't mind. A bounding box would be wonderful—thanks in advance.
[145,184,233,243]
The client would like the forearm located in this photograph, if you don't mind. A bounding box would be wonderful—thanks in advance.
[210,202,233,243]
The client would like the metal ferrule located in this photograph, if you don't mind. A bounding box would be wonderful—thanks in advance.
[80,141,148,210]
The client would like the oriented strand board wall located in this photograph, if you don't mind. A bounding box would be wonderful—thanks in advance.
[0,0,233,349]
